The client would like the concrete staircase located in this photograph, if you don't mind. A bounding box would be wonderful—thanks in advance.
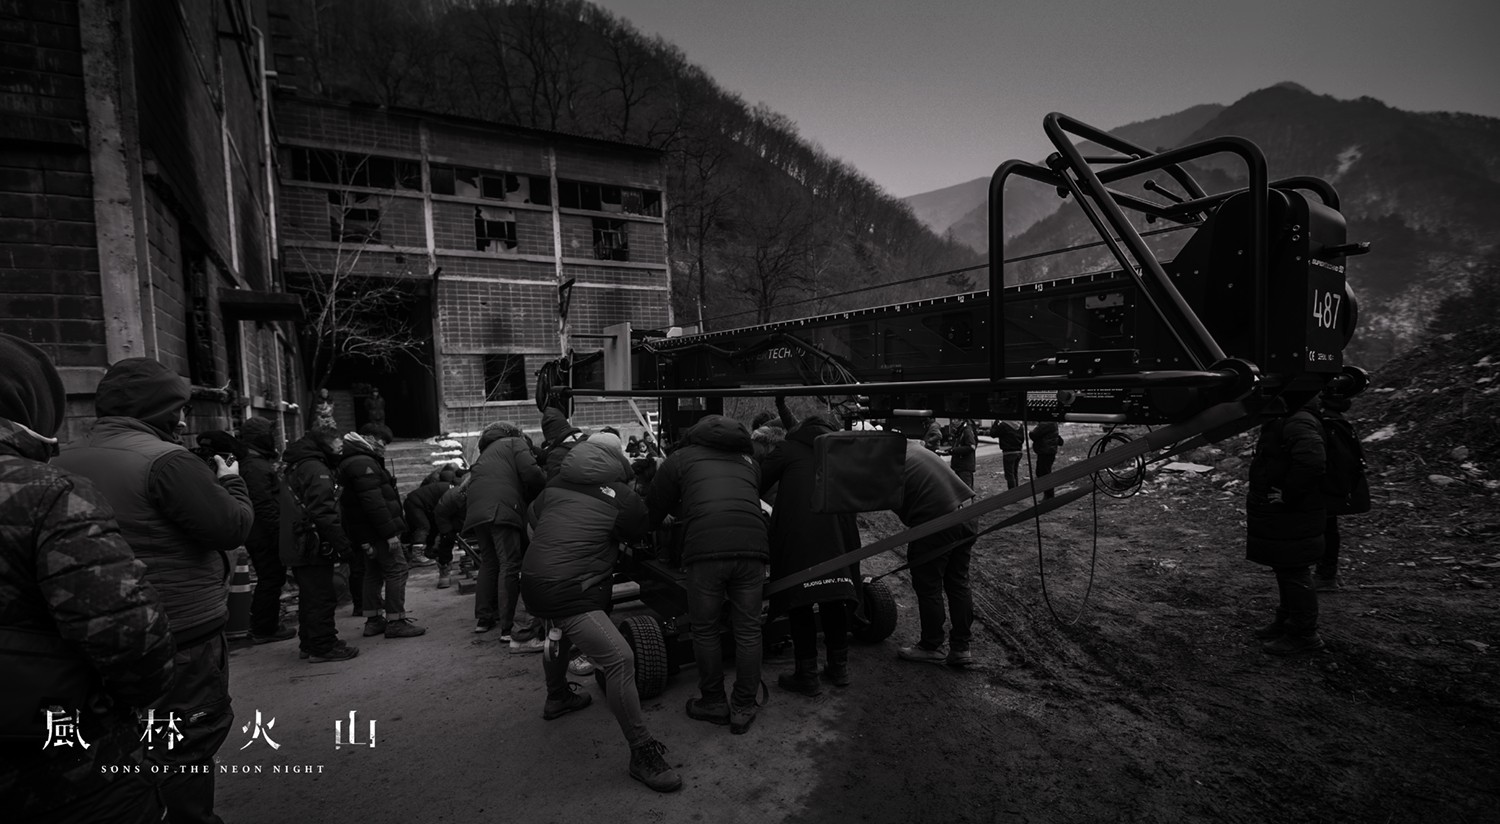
[384,439,452,496]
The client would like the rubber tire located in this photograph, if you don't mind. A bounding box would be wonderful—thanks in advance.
[851,578,897,644]
[619,614,671,699]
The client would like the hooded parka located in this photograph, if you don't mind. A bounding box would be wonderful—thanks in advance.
[1246,403,1328,567]
[758,417,860,611]
[646,415,769,565]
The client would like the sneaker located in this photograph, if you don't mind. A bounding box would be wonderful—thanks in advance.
[437,564,452,589]
[946,649,975,668]
[729,703,758,735]
[542,683,593,720]
[568,655,597,677]
[820,662,851,688]
[1252,621,1286,640]
[628,739,682,793]
[308,643,359,663]
[1315,577,1341,593]
[509,638,545,655]
[384,618,427,639]
[473,621,496,634]
[897,644,947,664]
[498,633,513,643]
[1262,634,1326,656]
[685,697,730,726]
[250,625,297,644]
[362,617,387,637]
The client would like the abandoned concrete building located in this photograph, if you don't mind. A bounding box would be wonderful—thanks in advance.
[274,96,671,438]
[1,0,673,446]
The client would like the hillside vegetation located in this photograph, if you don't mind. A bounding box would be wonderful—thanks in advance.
[274,0,979,331]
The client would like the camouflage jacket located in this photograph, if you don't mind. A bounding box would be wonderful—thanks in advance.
[0,417,176,816]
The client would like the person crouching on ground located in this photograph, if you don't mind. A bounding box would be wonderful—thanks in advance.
[337,429,425,639]
[521,433,681,792]
[1246,397,1328,654]
[760,412,862,696]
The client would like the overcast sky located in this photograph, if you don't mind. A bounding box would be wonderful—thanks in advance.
[592,0,1500,198]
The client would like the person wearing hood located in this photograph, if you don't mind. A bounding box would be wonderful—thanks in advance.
[337,428,425,639]
[520,433,682,792]
[464,420,546,647]
[0,336,178,821]
[238,417,295,645]
[53,357,252,823]
[539,406,584,481]
[1246,397,1328,655]
[892,439,978,668]
[403,466,461,588]
[949,419,978,489]
[281,430,358,662]
[647,414,769,735]
[759,413,862,696]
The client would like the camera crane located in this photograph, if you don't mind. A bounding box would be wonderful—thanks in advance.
[531,113,1371,681]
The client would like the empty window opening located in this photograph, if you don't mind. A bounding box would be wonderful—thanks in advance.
[475,206,517,252]
[328,191,382,243]
[592,218,628,261]
[483,354,528,402]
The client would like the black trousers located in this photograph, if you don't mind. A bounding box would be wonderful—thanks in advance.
[146,634,232,824]
[1317,516,1341,580]
[1272,565,1319,636]
[246,539,286,636]
[293,564,340,654]
[1034,452,1057,499]
[788,602,849,661]
[1002,453,1021,489]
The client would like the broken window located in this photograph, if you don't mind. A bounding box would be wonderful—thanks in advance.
[328,191,381,243]
[291,148,418,190]
[430,165,455,195]
[483,354,527,402]
[592,218,628,261]
[527,176,551,206]
[474,206,517,252]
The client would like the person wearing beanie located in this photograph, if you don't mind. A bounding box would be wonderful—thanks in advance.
[0,336,178,821]
[52,357,252,822]
[236,417,296,645]
[464,420,546,646]
[337,428,425,639]
[539,406,584,481]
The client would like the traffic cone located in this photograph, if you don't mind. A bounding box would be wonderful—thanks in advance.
[225,549,253,640]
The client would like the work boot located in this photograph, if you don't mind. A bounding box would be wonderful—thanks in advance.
[384,618,427,638]
[308,642,359,663]
[777,658,822,697]
[406,545,437,567]
[1263,633,1325,655]
[1315,576,1341,593]
[821,648,851,688]
[685,696,730,726]
[729,702,758,735]
[1253,620,1286,640]
[250,624,297,645]
[437,564,452,589]
[628,739,683,793]
[542,683,593,720]
[362,616,387,637]
[897,643,947,664]
[946,648,974,668]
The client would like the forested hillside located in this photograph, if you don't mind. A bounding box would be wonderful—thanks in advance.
[270,0,980,331]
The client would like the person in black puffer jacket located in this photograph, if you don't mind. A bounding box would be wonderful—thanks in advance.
[1029,421,1064,499]
[990,420,1024,489]
[760,413,861,696]
[1246,397,1328,655]
[238,417,295,645]
[521,433,682,792]
[282,430,358,662]
[949,418,978,489]
[338,431,424,639]
[0,335,177,823]
[464,421,546,645]
[403,467,458,587]
[647,415,769,734]
[539,406,584,481]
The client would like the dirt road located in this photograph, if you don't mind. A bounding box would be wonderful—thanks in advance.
[215,440,1499,823]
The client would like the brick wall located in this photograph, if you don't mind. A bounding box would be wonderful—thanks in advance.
[0,1,106,371]
[145,189,189,376]
[437,278,556,351]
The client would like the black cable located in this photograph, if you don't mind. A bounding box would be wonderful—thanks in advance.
[1024,415,1099,626]
[1089,429,1146,498]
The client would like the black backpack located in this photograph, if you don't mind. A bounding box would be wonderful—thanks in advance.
[1319,414,1371,515]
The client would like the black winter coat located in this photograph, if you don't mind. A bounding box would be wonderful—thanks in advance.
[463,433,544,532]
[1029,422,1063,454]
[647,415,769,565]
[240,447,281,555]
[282,435,350,565]
[337,439,404,546]
[1246,406,1327,568]
[522,439,648,618]
[759,420,860,611]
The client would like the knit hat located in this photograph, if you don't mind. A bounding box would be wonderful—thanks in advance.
[95,357,191,434]
[540,407,577,445]
[239,416,277,454]
[0,333,66,437]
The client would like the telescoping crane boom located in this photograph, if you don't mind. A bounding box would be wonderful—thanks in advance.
[536,112,1371,598]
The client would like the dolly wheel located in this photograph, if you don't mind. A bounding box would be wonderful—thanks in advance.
[851,578,898,643]
[619,615,671,699]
